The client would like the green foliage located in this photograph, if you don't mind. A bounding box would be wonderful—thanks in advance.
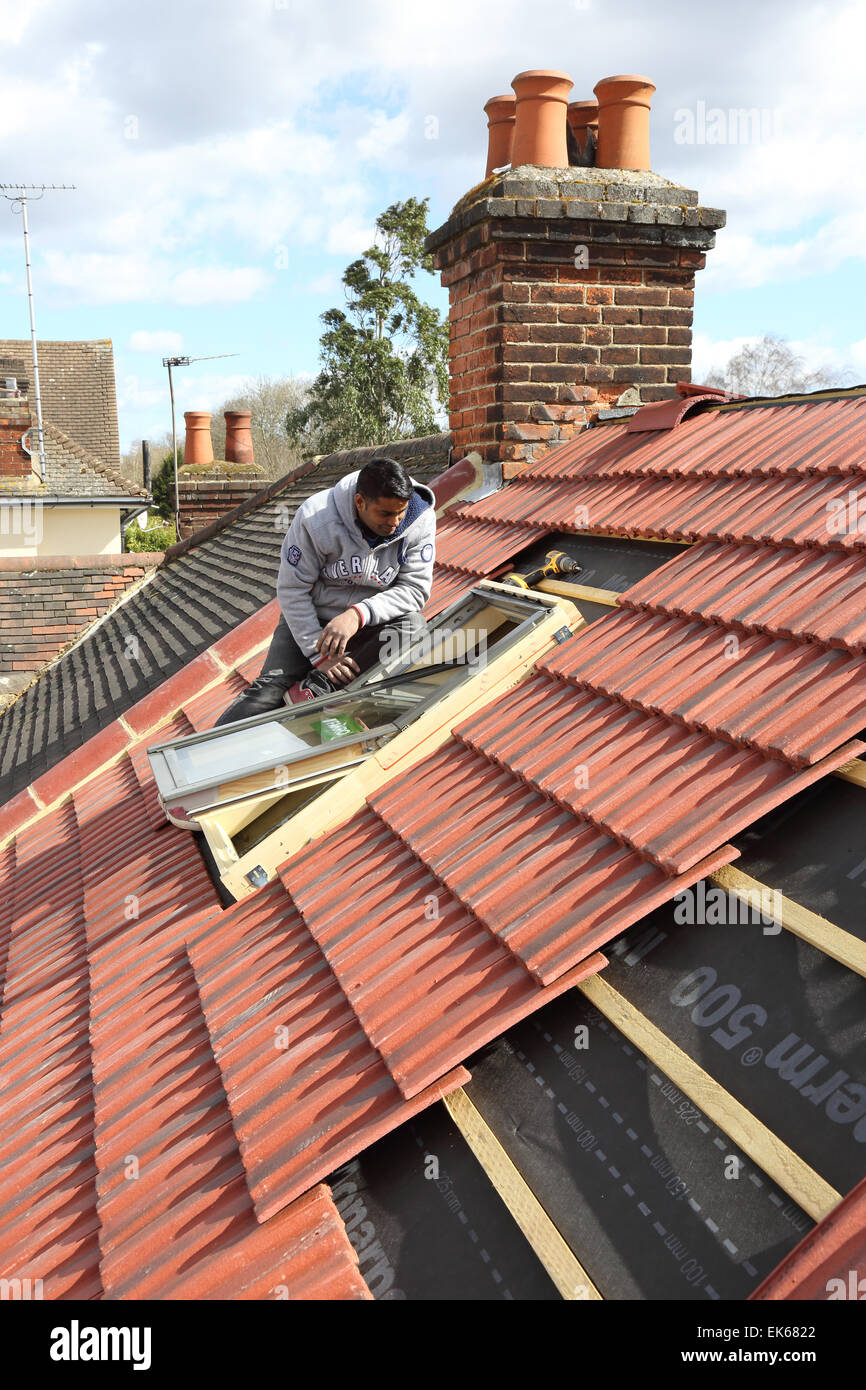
[287,198,449,454]
[150,451,179,520]
[126,516,177,552]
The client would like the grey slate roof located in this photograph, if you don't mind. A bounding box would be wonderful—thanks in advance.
[0,339,121,468]
[0,432,451,803]
[41,422,148,500]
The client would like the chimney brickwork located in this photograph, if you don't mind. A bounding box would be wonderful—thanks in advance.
[426,167,725,475]
[0,403,35,482]
[172,471,267,540]
[428,65,725,476]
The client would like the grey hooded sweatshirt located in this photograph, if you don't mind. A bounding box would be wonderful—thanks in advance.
[276,469,437,658]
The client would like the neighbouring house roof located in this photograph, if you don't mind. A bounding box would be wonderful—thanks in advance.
[1,389,864,1300]
[0,338,121,469]
[0,553,162,705]
[0,432,452,804]
[40,420,147,501]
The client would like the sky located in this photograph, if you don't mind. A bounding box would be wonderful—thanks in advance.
[1,0,865,454]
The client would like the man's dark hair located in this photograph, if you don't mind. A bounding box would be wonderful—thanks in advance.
[356,457,413,503]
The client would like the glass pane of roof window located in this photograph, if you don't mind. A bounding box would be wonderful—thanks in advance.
[158,689,421,793]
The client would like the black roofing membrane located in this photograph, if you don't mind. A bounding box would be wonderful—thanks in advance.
[511,531,689,592]
[601,906,866,1196]
[463,993,811,1302]
[733,777,866,944]
[327,1104,559,1301]
[572,598,616,627]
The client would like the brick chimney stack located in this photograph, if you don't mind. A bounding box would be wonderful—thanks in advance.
[425,70,726,475]
[0,358,37,483]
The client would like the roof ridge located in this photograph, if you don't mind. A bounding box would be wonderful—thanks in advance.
[161,431,451,565]
[43,419,147,498]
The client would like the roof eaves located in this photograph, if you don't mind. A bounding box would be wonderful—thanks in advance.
[0,598,280,847]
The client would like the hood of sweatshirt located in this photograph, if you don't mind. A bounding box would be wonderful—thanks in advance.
[331,469,435,547]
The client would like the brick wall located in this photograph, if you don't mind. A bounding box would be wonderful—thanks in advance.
[0,553,162,676]
[173,472,267,541]
[426,167,725,475]
[0,397,34,482]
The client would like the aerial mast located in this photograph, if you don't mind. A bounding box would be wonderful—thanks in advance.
[162,353,239,539]
[0,183,75,481]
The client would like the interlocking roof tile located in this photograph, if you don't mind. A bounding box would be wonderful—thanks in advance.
[427,565,484,618]
[521,394,866,481]
[0,690,406,1297]
[367,739,736,985]
[459,472,866,549]
[433,515,544,574]
[186,880,468,1222]
[621,540,866,653]
[282,809,605,1097]
[453,673,861,875]
[539,608,866,767]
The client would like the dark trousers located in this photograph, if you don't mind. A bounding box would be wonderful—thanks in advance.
[214,609,427,726]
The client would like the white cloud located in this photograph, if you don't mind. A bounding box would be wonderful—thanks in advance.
[39,250,271,306]
[117,373,166,410]
[325,216,376,257]
[127,329,184,354]
[169,266,270,306]
[173,373,257,411]
[355,110,410,164]
[304,272,342,296]
[849,340,866,376]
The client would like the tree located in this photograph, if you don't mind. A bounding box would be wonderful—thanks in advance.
[287,198,449,454]
[150,452,177,520]
[704,335,848,397]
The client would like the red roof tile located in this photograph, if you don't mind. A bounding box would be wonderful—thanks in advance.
[750,1175,866,1302]
[622,540,866,653]
[433,515,545,573]
[4,390,865,1299]
[367,739,735,984]
[525,394,866,480]
[539,608,866,767]
[460,472,866,549]
[0,629,385,1297]
[427,565,483,617]
[282,809,605,1096]
[186,878,469,1223]
[453,674,861,874]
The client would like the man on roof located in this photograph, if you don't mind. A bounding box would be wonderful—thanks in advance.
[215,456,436,724]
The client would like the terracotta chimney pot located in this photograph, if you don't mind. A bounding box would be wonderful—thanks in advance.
[224,409,255,465]
[183,410,214,466]
[484,94,517,177]
[567,99,599,157]
[593,74,656,171]
[510,69,573,169]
